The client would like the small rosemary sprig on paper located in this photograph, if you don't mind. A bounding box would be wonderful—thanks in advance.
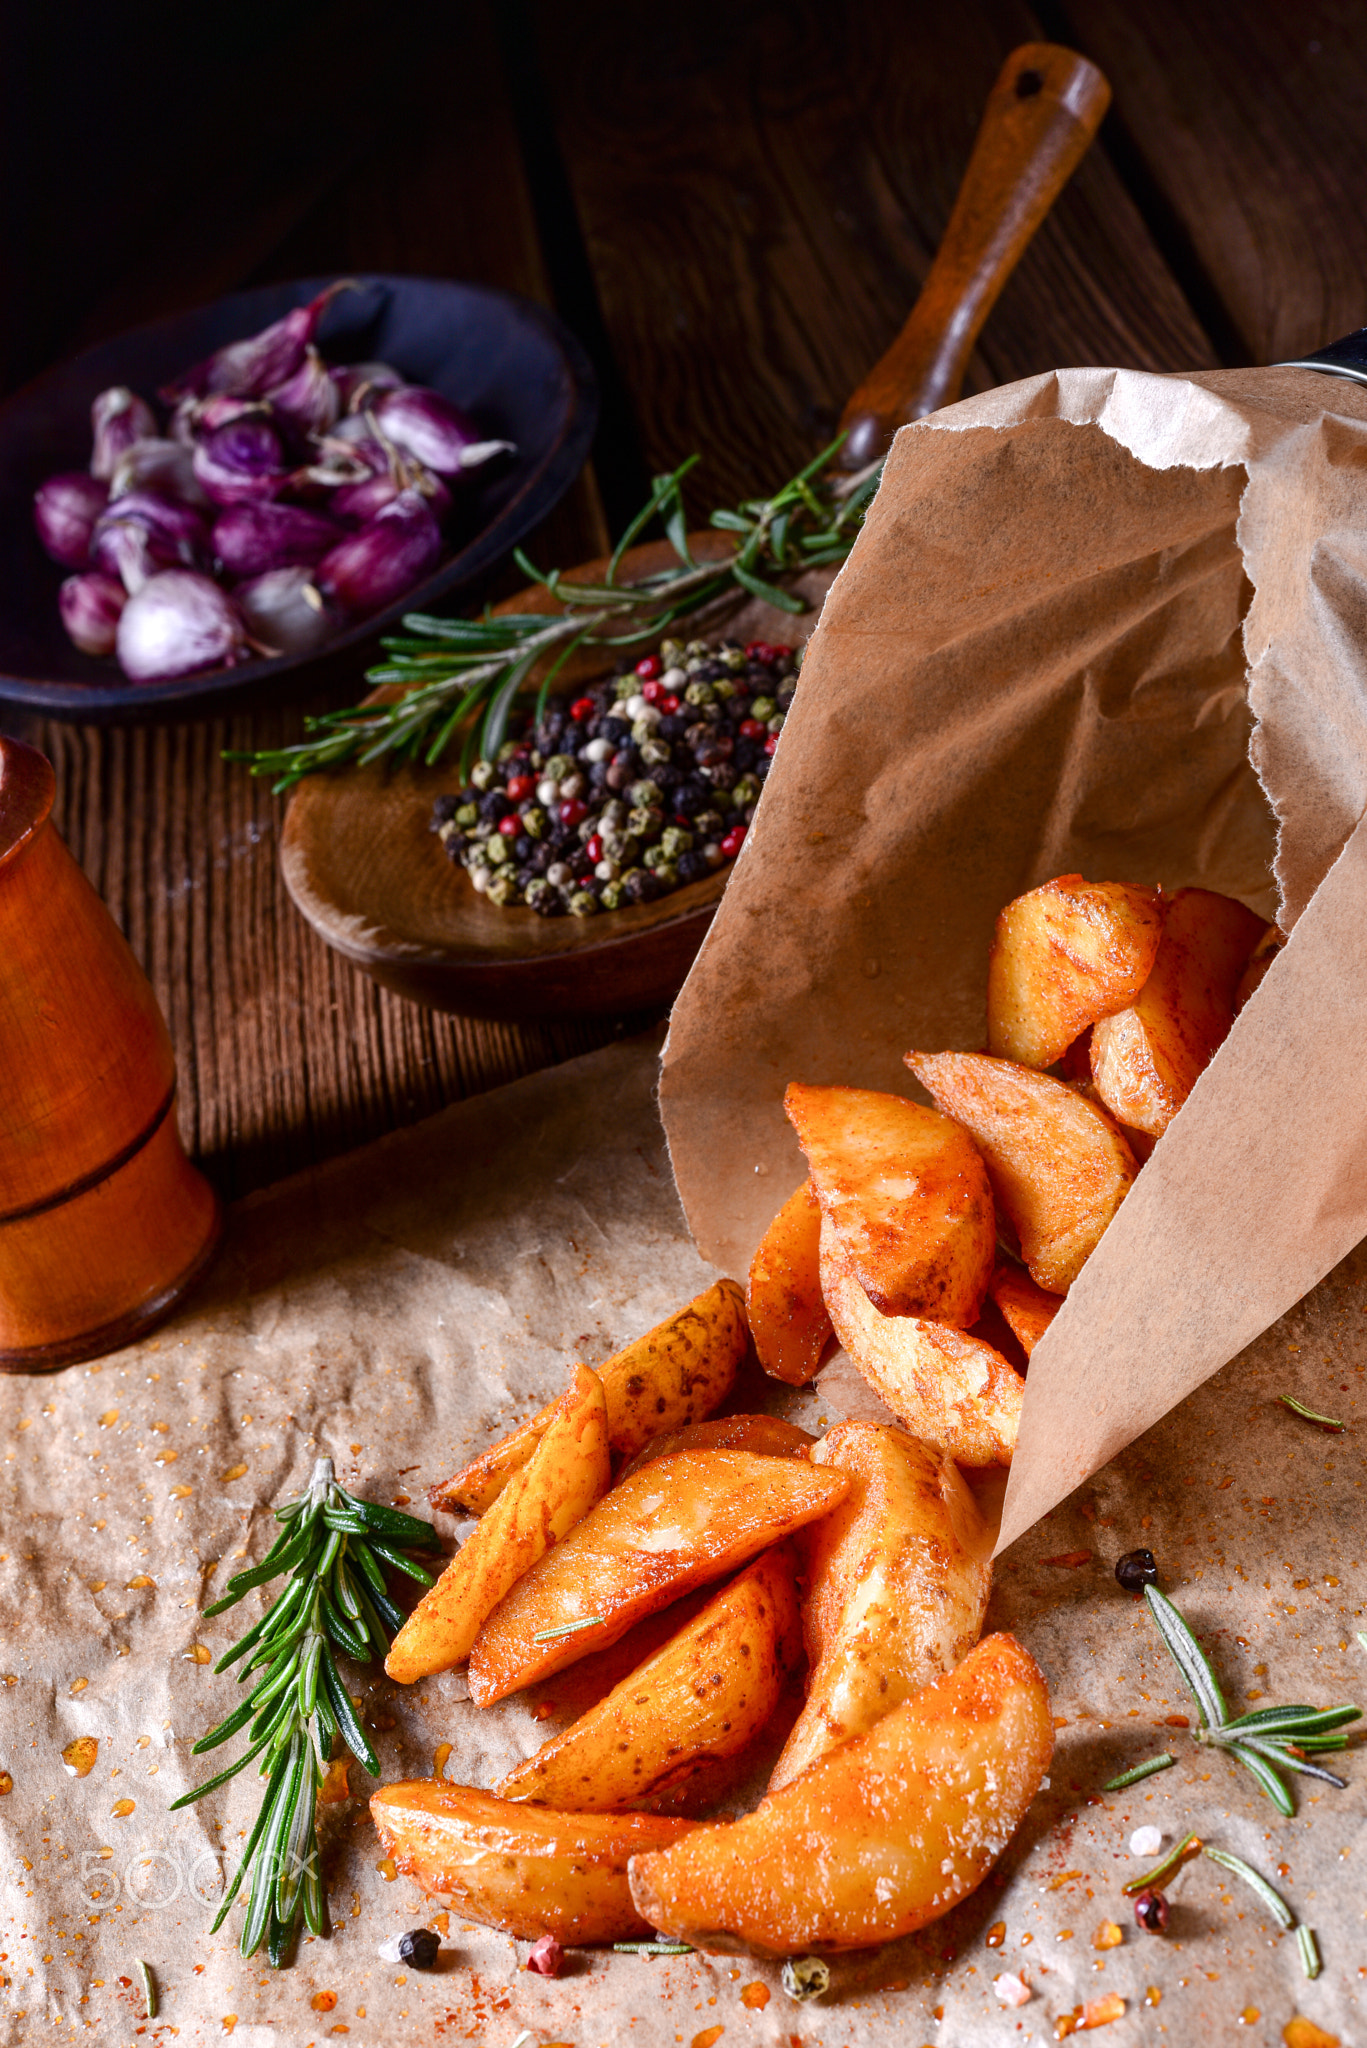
[1277,1392,1345,1431]
[1141,1584,1361,1815]
[232,438,881,793]
[172,1457,440,1966]
[1124,1838,1321,1978]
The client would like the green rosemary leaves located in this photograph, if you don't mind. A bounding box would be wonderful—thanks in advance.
[172,1457,440,1966]
[232,439,882,792]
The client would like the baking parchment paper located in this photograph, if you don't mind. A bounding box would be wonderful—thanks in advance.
[660,363,1367,1552]
[0,1033,1363,2047]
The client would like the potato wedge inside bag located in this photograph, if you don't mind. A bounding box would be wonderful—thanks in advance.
[747,1178,834,1384]
[908,1050,1136,1294]
[628,1632,1052,1955]
[784,1082,994,1322]
[618,1412,814,1482]
[986,875,1165,1069]
[387,1362,610,1684]
[987,1262,1061,1357]
[369,1781,694,1941]
[770,1423,991,1789]
[466,1449,851,1706]
[498,1546,801,1811]
[820,1220,1022,1465]
[1090,886,1266,1137]
[431,1278,748,1513]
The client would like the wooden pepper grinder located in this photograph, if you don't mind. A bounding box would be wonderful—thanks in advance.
[0,735,220,1368]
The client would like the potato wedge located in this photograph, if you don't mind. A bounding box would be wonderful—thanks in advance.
[498,1547,802,1811]
[785,1083,994,1323]
[370,1781,694,1941]
[387,1363,610,1684]
[819,1223,1022,1465]
[467,1449,851,1707]
[431,1278,748,1514]
[987,1263,1060,1357]
[770,1424,991,1788]
[1090,887,1266,1137]
[908,1050,1136,1294]
[628,1631,1052,1955]
[987,875,1165,1070]
[748,1178,833,1384]
[618,1413,814,1482]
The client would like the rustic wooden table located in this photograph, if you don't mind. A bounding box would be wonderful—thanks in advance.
[5,0,1364,1198]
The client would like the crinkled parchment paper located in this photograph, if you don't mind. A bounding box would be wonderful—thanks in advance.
[0,1034,1364,2046]
[661,364,1367,1550]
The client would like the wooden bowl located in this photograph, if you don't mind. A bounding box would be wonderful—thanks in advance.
[0,275,596,722]
[280,538,834,1021]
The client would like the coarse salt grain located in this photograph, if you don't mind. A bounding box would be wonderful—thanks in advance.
[1129,1826,1162,1857]
[993,1973,1032,2007]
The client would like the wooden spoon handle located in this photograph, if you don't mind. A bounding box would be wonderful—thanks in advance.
[838,43,1111,467]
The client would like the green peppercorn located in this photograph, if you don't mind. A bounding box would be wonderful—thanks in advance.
[485,835,510,867]
[599,879,627,910]
[660,638,685,666]
[629,779,660,807]
[630,718,659,747]
[767,712,785,733]
[522,805,548,840]
[545,752,576,781]
[685,639,709,659]
[711,676,737,700]
[568,889,600,917]
[600,799,629,829]
[750,695,777,722]
[719,645,746,672]
[455,801,479,828]
[638,737,671,767]
[613,675,636,701]
[650,858,678,887]
[485,873,519,906]
[464,841,490,868]
[627,805,661,838]
[694,809,724,840]
[642,844,671,871]
[684,680,716,707]
[496,740,520,764]
[731,774,762,809]
[661,825,693,859]
[470,760,496,792]
[436,820,460,846]
[600,828,636,864]
[524,877,556,912]
[577,816,598,843]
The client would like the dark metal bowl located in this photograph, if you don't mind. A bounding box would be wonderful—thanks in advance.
[0,274,596,722]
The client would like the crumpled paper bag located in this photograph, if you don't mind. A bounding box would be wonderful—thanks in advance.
[660,363,1367,1549]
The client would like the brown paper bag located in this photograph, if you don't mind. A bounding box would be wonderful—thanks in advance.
[660,363,1367,1549]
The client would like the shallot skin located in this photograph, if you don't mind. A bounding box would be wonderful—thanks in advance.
[34,472,110,569]
[160,279,354,403]
[59,572,127,656]
[90,387,157,480]
[313,489,443,618]
[235,567,334,656]
[212,501,343,579]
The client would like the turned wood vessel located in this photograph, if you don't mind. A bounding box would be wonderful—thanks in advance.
[0,736,221,1368]
[283,43,1110,1023]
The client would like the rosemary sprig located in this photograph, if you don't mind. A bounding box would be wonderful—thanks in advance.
[1140,1584,1361,1814]
[1102,1751,1176,1791]
[1277,1393,1345,1431]
[231,438,882,792]
[172,1457,440,1966]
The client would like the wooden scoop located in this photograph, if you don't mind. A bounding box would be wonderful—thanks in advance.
[282,42,1111,1023]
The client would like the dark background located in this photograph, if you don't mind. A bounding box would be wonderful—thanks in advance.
[6,0,1366,1194]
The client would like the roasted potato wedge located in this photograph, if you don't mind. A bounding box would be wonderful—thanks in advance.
[987,875,1165,1070]
[908,1050,1136,1294]
[498,1547,802,1810]
[770,1424,991,1789]
[748,1178,834,1384]
[1090,887,1266,1137]
[987,1263,1060,1357]
[431,1278,748,1514]
[820,1222,1022,1465]
[628,1631,1052,1955]
[387,1363,610,1684]
[1235,919,1285,1012]
[370,1781,695,1941]
[467,1449,850,1707]
[785,1083,994,1323]
[618,1413,814,1482]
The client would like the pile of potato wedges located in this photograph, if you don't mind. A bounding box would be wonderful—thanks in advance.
[369,874,1277,1961]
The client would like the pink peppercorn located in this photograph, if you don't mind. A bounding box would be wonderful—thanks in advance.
[739,718,766,740]
[497,815,520,837]
[585,833,604,862]
[570,695,595,721]
[641,678,665,704]
[720,825,747,858]
[505,773,536,801]
[657,692,680,714]
[559,797,588,828]
[634,654,662,680]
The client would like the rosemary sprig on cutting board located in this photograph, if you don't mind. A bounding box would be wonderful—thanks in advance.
[172,1457,440,1966]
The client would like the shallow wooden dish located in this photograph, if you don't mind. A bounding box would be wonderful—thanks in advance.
[281,536,831,1020]
[280,44,1110,1021]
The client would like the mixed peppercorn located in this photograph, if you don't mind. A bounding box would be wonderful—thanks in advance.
[431,634,799,914]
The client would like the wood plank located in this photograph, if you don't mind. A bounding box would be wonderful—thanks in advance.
[1048,0,1367,365]
[24,1,619,1201]
[531,0,1217,518]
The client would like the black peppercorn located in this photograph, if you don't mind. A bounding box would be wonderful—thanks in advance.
[397,1927,441,1968]
[1115,1548,1159,1593]
[676,851,707,885]
[1133,1889,1168,1934]
[602,716,629,745]
[431,793,459,825]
